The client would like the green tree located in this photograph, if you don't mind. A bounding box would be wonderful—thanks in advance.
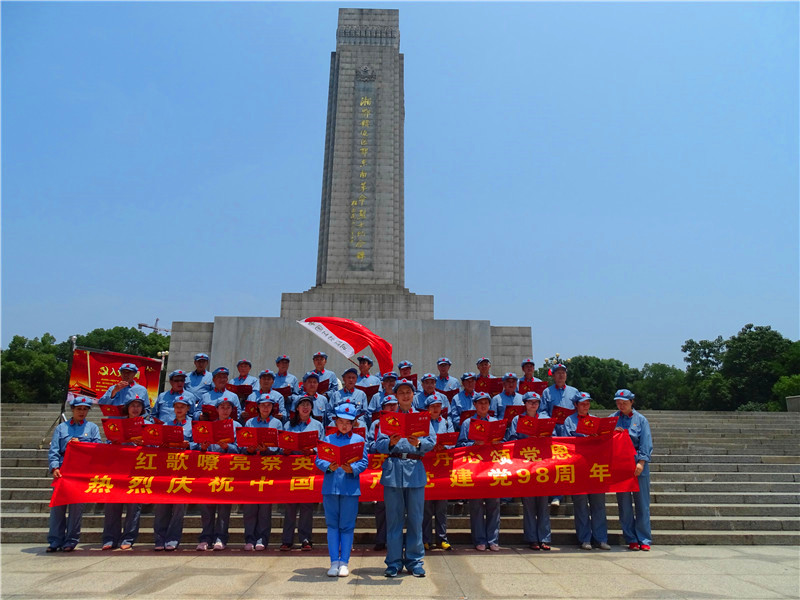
[553,356,641,408]
[75,327,169,358]
[636,363,690,410]
[771,375,800,411]
[0,334,70,403]
[681,336,725,381]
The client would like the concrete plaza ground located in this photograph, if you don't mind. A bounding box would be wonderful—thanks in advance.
[1,543,798,600]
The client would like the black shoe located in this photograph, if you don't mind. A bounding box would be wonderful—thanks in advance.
[45,547,59,553]
[301,540,312,551]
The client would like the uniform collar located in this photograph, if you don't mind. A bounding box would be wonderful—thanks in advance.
[69,419,84,425]
[555,385,566,391]
[172,418,187,425]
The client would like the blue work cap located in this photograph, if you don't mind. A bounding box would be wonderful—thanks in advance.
[342,367,358,377]
[357,355,373,365]
[259,369,275,378]
[69,396,93,408]
[397,360,413,369]
[502,372,518,382]
[292,395,315,411]
[275,354,291,364]
[257,393,279,404]
[120,363,138,373]
[521,358,535,368]
[573,392,592,404]
[472,392,491,404]
[437,357,452,366]
[194,353,210,362]
[212,367,230,377]
[425,395,443,407]
[124,395,145,406]
[334,404,357,420]
[476,357,491,365]
[169,370,187,380]
[522,392,542,403]
[302,371,320,383]
[615,389,635,401]
[392,379,416,393]
[236,359,252,367]
[381,372,399,382]
[461,372,477,382]
[313,351,328,359]
[382,394,399,406]
[420,373,436,382]
[172,395,191,406]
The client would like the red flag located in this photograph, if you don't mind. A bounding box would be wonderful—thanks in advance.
[297,316,394,375]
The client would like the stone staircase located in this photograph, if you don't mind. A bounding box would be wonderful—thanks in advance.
[2,404,798,546]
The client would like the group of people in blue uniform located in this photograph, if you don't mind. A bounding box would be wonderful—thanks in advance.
[47,353,654,577]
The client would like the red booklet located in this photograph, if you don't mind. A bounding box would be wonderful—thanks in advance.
[141,423,163,445]
[99,404,126,417]
[325,426,366,439]
[162,425,186,445]
[575,416,618,436]
[551,406,576,424]
[406,374,418,387]
[242,401,260,420]
[201,403,239,421]
[192,419,235,444]
[434,431,458,446]
[475,377,503,396]
[519,381,548,395]
[278,429,320,452]
[317,441,365,465]
[503,405,525,421]
[468,419,508,443]
[273,386,293,399]
[355,384,380,398]
[226,384,253,399]
[516,415,556,437]
[458,409,496,422]
[436,388,459,401]
[102,417,144,442]
[236,426,280,447]
[380,411,431,438]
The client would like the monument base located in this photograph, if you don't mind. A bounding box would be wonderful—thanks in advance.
[280,285,434,320]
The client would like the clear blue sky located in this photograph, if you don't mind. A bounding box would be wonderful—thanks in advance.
[2,2,798,369]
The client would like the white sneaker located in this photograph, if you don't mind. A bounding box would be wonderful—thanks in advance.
[213,541,225,551]
[550,499,560,507]
[327,561,341,577]
[338,563,349,577]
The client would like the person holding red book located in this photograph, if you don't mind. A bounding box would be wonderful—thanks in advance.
[423,395,454,551]
[396,360,414,380]
[475,357,495,379]
[506,392,552,550]
[273,354,300,401]
[518,358,543,389]
[298,371,330,423]
[366,394,399,551]
[373,378,436,578]
[316,404,369,577]
[451,372,478,429]
[152,395,194,551]
[102,395,150,551]
[241,394,284,551]
[414,373,447,411]
[98,362,149,417]
[186,353,213,399]
[280,395,325,551]
[612,389,653,551]
[491,373,524,420]
[312,351,340,399]
[151,370,198,424]
[195,367,241,422]
[247,370,286,424]
[542,362,581,507]
[365,371,398,423]
[457,391,502,551]
[231,359,259,388]
[195,398,241,551]
[563,392,610,551]
[434,357,460,397]
[328,367,369,423]
[356,355,381,389]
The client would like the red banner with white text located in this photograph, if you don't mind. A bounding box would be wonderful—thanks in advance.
[50,432,638,507]
[68,348,161,404]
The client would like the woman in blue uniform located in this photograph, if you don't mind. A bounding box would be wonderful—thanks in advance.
[241,394,283,551]
[47,396,101,552]
[196,398,240,551]
[280,395,325,550]
[153,395,194,551]
[563,392,610,551]
[612,389,653,551]
[316,404,369,577]
[506,391,551,550]
[366,393,399,551]
[102,395,149,550]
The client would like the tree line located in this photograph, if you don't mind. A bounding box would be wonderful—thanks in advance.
[1,324,798,411]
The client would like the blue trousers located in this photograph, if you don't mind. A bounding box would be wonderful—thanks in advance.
[616,469,651,545]
[374,501,386,544]
[153,504,186,547]
[521,496,551,544]
[102,503,142,547]
[422,499,449,544]
[572,493,607,544]
[323,495,359,564]
[282,503,314,545]
[243,504,273,546]
[199,504,232,545]
[469,498,500,546]
[48,503,83,549]
[384,486,425,571]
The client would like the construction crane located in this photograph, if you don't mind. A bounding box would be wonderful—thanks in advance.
[137,318,171,334]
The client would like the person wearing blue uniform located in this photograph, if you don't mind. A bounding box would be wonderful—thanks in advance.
[612,389,653,551]
[491,372,524,420]
[316,404,369,577]
[102,395,149,550]
[195,398,240,551]
[47,396,101,552]
[151,370,197,424]
[475,357,495,380]
[542,362,581,506]
[231,359,259,389]
[434,357,460,397]
[281,395,325,550]
[414,373,447,412]
[506,392,552,550]
[366,372,397,423]
[451,372,478,429]
[248,370,286,423]
[374,378,436,577]
[328,367,369,422]
[367,393,399,551]
[153,395,194,550]
[98,362,149,415]
[312,351,340,398]
[356,355,381,389]
[519,358,543,387]
[396,360,414,380]
[422,394,454,551]
[298,371,329,423]
[458,391,502,551]
[273,354,300,403]
[186,353,213,399]
[195,367,241,421]
[241,394,283,551]
[563,392,611,551]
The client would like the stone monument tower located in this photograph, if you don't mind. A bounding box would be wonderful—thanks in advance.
[167,8,532,377]
[281,8,433,320]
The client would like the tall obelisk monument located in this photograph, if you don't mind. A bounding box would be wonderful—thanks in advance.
[281,8,434,319]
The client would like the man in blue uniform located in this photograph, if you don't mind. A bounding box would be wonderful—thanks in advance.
[248,370,287,422]
[195,367,241,420]
[542,362,581,506]
[231,359,259,388]
[99,363,149,413]
[414,373,447,411]
[299,371,330,422]
[186,353,213,398]
[519,358,543,385]
[311,351,339,398]
[491,373,524,419]
[273,354,300,397]
[151,370,197,423]
[475,357,495,379]
[366,372,398,422]
[356,356,381,388]
[434,358,460,396]
[373,379,436,577]
[328,367,369,422]
[397,360,414,380]
[451,372,478,429]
